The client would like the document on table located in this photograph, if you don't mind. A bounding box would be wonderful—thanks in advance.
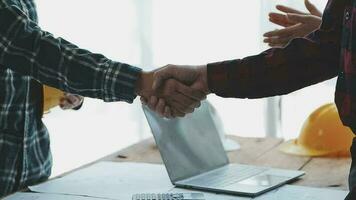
[255,185,348,200]
[169,188,252,200]
[169,185,348,200]
[4,192,105,200]
[29,161,349,200]
[30,162,174,200]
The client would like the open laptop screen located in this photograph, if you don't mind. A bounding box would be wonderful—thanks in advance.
[143,102,229,183]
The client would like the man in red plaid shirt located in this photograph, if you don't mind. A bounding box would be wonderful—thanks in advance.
[147,0,356,198]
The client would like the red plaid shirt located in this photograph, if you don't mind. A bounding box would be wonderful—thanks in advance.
[207,0,356,132]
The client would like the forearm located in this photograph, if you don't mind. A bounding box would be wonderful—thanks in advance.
[207,37,339,99]
[0,4,141,103]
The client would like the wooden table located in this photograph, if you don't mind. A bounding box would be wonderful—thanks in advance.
[97,136,351,191]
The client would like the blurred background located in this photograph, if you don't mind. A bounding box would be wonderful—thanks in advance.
[35,0,330,177]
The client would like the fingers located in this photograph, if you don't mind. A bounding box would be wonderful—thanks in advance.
[264,37,290,47]
[263,24,298,38]
[162,79,204,113]
[168,93,201,116]
[156,98,166,116]
[152,65,178,90]
[147,96,159,111]
[172,93,198,108]
[147,66,208,118]
[60,94,84,110]
[169,99,194,114]
[161,87,197,114]
[142,96,174,118]
[265,3,322,48]
[305,0,322,17]
[145,78,205,118]
[287,13,313,24]
[175,81,206,101]
[276,5,305,15]
[153,64,201,90]
[264,17,321,47]
[164,106,173,118]
[170,106,187,118]
[140,96,148,105]
[59,98,71,110]
[268,13,295,27]
[263,23,305,47]
[148,94,200,118]
[144,96,168,117]
[154,100,183,118]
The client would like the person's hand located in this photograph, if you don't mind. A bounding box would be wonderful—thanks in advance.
[59,93,84,110]
[263,0,322,47]
[136,70,206,118]
[140,65,209,118]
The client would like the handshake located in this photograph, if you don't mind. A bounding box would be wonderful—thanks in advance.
[135,64,209,118]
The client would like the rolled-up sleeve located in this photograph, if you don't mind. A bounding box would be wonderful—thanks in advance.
[0,2,141,103]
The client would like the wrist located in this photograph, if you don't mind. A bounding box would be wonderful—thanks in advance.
[196,65,210,94]
[135,71,154,96]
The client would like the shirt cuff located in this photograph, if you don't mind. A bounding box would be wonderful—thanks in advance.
[207,61,234,97]
[102,62,142,103]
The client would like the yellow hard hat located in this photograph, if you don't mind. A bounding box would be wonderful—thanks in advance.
[43,85,64,113]
[279,103,355,157]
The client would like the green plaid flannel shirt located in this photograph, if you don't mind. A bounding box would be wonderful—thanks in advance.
[0,0,141,197]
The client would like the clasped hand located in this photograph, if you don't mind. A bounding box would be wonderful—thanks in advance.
[136,65,209,118]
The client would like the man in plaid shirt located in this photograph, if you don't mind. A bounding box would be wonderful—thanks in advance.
[0,0,206,197]
[150,0,356,198]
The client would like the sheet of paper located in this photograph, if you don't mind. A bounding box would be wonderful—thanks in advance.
[169,185,349,200]
[30,162,174,200]
[28,161,349,200]
[255,185,348,200]
[169,188,252,200]
[4,192,105,200]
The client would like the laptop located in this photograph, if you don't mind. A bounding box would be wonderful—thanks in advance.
[142,101,305,197]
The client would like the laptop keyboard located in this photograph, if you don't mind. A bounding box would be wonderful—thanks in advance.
[184,165,267,188]
[132,193,205,200]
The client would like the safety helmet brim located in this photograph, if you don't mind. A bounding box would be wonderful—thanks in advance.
[279,139,350,157]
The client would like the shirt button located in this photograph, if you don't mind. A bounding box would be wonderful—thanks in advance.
[346,11,350,21]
